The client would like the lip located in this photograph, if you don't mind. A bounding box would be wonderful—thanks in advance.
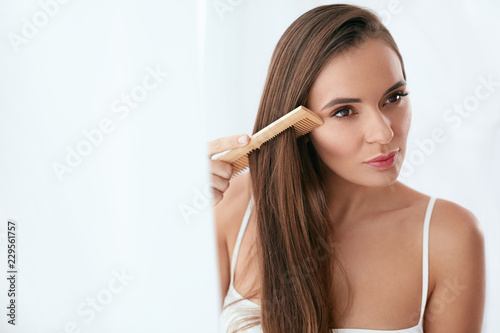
[363,150,399,169]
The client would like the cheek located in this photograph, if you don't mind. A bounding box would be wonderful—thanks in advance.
[393,105,412,138]
[310,124,361,162]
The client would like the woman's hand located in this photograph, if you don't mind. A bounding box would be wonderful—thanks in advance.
[207,134,250,206]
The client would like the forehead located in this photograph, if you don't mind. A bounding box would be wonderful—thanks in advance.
[308,38,404,104]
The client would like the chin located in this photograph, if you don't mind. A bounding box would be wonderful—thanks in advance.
[366,171,400,187]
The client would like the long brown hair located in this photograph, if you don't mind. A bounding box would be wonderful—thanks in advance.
[224,4,406,332]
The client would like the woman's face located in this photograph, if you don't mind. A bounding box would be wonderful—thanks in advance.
[307,38,411,187]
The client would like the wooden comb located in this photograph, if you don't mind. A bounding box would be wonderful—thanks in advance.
[214,105,324,179]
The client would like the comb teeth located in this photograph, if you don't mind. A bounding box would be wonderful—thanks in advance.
[232,154,249,175]
[293,118,318,138]
[214,105,324,178]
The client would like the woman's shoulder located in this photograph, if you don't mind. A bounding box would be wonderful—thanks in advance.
[405,189,485,302]
[431,197,482,232]
[396,182,481,229]
[429,196,484,267]
[213,171,253,243]
[397,182,485,304]
[398,182,483,239]
[425,196,485,327]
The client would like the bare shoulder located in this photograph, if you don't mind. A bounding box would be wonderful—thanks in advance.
[429,198,484,265]
[390,183,485,330]
[424,197,485,331]
[213,171,252,240]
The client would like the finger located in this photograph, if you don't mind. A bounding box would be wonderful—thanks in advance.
[212,188,223,206]
[209,160,233,179]
[211,174,230,194]
[207,134,250,158]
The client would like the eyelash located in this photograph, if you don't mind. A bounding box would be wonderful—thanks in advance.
[330,91,410,118]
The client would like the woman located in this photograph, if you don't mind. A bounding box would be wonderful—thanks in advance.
[208,4,485,333]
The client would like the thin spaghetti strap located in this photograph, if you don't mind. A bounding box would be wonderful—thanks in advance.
[419,196,437,325]
[229,195,254,287]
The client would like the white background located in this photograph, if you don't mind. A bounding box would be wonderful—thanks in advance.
[0,1,220,332]
[0,0,498,333]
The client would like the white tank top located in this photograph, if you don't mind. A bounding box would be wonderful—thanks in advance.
[220,196,437,333]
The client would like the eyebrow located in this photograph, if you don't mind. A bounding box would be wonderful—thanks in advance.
[319,80,407,111]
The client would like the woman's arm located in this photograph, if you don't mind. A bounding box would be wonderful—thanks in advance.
[212,171,252,307]
[208,134,251,306]
[425,199,486,332]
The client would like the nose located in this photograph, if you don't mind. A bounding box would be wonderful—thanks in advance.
[363,107,394,144]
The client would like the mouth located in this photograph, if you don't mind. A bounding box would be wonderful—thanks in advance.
[363,149,399,169]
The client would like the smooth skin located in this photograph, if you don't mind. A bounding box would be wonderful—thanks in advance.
[210,38,485,332]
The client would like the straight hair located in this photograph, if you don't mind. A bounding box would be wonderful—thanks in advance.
[223,4,406,332]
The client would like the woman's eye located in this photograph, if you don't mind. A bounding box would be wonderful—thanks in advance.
[329,92,409,118]
[385,91,409,104]
[331,107,354,118]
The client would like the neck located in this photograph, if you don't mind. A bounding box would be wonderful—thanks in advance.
[324,169,399,225]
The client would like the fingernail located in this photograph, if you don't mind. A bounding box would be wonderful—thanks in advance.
[238,135,248,144]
